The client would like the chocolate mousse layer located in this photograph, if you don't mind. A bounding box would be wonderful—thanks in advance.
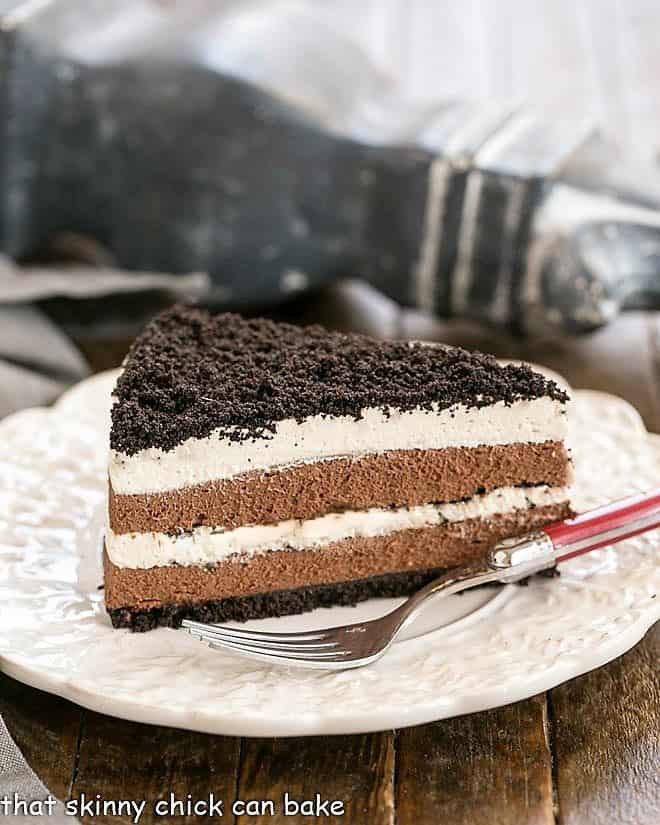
[105,501,571,630]
[109,441,571,534]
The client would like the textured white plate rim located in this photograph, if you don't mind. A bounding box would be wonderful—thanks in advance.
[0,583,520,738]
[0,370,658,737]
[1,594,658,738]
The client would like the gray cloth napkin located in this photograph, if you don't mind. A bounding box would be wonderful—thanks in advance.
[0,717,71,822]
[0,254,209,418]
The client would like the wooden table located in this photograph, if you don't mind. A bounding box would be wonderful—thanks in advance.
[2,286,659,825]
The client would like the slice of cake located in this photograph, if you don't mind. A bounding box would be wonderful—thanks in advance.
[105,305,572,631]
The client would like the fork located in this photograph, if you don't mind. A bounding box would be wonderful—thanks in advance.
[182,489,660,670]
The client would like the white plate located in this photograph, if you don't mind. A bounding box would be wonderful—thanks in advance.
[0,370,658,736]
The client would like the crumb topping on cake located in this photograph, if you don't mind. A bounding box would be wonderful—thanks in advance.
[110,304,568,455]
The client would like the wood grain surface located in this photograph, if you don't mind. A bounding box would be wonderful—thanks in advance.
[552,626,660,825]
[0,673,82,800]
[236,735,395,824]
[396,695,554,825]
[70,713,240,825]
[2,287,658,824]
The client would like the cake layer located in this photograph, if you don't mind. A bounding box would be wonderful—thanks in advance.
[109,441,571,535]
[104,501,571,628]
[109,397,567,495]
[106,485,570,569]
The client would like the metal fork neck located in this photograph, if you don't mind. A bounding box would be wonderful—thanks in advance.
[488,530,557,581]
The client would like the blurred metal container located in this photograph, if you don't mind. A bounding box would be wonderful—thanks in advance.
[2,0,660,335]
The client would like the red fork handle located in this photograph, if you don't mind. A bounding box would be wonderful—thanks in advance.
[545,488,660,563]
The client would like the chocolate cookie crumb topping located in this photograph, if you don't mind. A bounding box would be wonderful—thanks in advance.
[110,304,568,455]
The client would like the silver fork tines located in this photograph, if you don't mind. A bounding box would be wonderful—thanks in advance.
[181,535,558,670]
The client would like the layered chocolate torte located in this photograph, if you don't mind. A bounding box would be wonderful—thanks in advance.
[105,305,572,631]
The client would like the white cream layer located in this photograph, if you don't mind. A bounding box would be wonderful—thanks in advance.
[106,484,569,569]
[109,397,567,494]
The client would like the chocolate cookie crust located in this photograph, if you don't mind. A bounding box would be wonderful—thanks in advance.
[108,569,444,631]
[110,304,568,455]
